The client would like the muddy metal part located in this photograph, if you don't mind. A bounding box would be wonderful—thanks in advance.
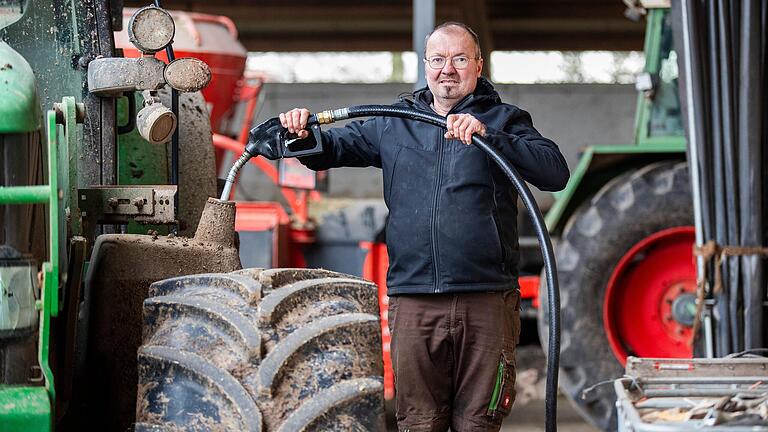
[164,57,212,93]
[127,6,175,54]
[1,0,119,213]
[135,97,177,145]
[158,87,217,236]
[114,88,216,237]
[78,185,176,226]
[87,57,167,97]
[136,268,385,431]
[88,56,211,98]
[78,198,241,430]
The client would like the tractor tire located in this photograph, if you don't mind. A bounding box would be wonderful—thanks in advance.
[538,161,692,431]
[134,268,386,431]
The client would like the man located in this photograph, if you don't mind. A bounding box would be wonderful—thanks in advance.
[279,22,569,431]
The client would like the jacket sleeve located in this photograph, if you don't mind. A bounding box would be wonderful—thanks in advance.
[484,108,570,192]
[298,117,382,170]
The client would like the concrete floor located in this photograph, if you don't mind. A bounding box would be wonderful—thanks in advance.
[502,345,599,431]
[501,344,598,432]
[501,397,598,431]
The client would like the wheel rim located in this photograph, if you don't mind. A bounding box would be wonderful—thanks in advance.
[603,226,696,365]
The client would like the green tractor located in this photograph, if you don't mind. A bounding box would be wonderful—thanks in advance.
[536,2,695,429]
[0,1,384,430]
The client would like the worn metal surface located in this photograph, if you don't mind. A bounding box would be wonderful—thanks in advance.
[114,87,216,236]
[127,6,175,54]
[616,357,768,431]
[78,185,176,225]
[2,0,117,222]
[53,235,87,423]
[79,198,240,430]
[87,57,166,96]
[136,101,177,144]
[156,88,217,236]
[626,356,768,378]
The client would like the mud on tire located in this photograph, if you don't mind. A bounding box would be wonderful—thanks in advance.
[134,268,386,431]
[538,161,692,431]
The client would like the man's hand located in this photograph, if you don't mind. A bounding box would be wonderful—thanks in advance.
[445,113,486,145]
[279,108,311,139]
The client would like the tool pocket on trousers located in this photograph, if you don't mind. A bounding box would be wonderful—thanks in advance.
[486,351,516,418]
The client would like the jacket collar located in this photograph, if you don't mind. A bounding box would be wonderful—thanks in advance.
[406,77,501,113]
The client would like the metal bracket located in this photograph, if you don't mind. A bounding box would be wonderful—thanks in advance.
[87,57,166,97]
[78,185,176,225]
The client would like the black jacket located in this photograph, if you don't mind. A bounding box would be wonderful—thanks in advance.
[301,78,569,295]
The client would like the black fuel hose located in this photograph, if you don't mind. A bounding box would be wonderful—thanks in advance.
[226,104,561,431]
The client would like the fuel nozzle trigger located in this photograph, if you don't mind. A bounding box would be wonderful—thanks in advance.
[245,117,323,160]
[281,123,324,158]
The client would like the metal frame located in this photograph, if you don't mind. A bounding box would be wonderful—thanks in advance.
[633,8,686,148]
[0,108,60,416]
[545,143,685,230]
[615,357,768,431]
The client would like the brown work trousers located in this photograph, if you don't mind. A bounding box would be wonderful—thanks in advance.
[388,290,521,432]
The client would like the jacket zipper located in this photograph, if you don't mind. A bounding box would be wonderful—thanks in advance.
[428,101,471,293]
[489,172,507,270]
[428,100,471,293]
[431,133,445,293]
[491,211,507,268]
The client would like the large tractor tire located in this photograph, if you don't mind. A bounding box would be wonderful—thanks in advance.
[538,161,695,431]
[134,268,386,431]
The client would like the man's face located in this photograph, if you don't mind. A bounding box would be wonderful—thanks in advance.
[424,27,483,103]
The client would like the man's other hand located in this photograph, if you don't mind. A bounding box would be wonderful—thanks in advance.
[279,108,311,139]
[445,113,486,145]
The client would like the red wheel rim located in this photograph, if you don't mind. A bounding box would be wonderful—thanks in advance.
[603,226,696,365]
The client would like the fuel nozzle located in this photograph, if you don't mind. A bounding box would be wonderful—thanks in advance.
[243,117,325,160]
[219,115,326,200]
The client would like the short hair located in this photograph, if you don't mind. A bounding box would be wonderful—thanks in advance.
[424,22,482,59]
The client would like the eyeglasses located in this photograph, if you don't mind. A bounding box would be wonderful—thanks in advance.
[424,55,476,70]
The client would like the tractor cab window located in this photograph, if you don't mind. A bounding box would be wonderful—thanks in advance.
[648,14,684,138]
[0,0,26,30]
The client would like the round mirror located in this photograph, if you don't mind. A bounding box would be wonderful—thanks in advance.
[127,6,175,54]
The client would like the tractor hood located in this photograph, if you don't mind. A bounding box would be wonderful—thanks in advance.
[0,41,40,133]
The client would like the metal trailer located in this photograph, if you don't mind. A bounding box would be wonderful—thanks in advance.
[615,357,768,431]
